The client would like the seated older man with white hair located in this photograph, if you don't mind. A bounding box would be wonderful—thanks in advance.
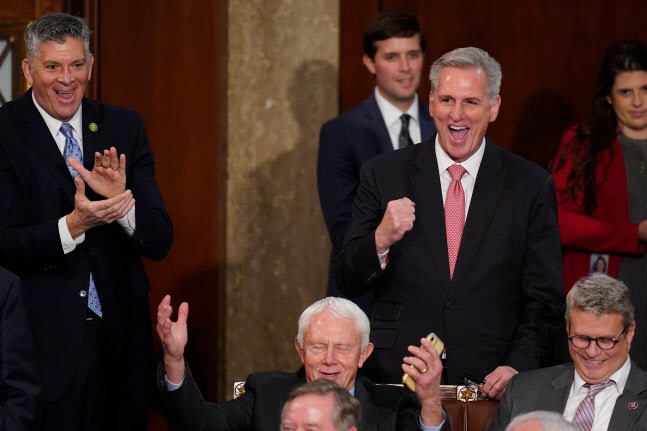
[157,296,449,430]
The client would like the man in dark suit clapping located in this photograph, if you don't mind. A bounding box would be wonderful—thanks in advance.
[0,13,172,430]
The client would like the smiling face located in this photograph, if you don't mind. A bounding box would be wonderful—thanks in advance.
[22,37,93,122]
[567,309,634,384]
[429,66,500,162]
[608,70,647,139]
[281,393,337,431]
[363,35,424,112]
[295,311,373,391]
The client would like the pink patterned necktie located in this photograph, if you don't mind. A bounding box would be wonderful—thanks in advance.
[573,380,615,431]
[445,165,467,278]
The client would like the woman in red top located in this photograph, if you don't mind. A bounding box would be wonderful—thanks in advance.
[553,40,647,367]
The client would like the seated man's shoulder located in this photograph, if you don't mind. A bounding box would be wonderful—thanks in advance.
[359,376,416,405]
[245,370,302,388]
[510,363,572,388]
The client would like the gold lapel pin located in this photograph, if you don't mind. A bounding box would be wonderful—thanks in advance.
[89,123,98,132]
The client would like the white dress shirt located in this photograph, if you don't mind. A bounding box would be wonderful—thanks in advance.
[562,356,631,431]
[434,135,486,218]
[31,92,136,254]
[374,87,422,149]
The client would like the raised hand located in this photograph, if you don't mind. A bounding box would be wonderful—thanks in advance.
[375,197,415,254]
[156,295,189,384]
[401,337,444,427]
[68,147,127,198]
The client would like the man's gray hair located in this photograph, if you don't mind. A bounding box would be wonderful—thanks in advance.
[566,274,635,327]
[297,297,370,350]
[25,13,92,64]
[429,46,502,103]
[281,380,361,431]
[506,410,576,431]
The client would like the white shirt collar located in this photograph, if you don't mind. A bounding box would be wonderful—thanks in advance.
[435,135,486,180]
[374,87,419,128]
[573,355,631,395]
[31,91,83,139]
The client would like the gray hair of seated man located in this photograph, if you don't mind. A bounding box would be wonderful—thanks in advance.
[505,410,577,431]
[281,380,361,431]
[566,274,635,328]
[429,46,502,104]
[297,297,370,350]
[25,13,92,64]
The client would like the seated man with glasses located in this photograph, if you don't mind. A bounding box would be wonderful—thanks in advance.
[489,274,647,430]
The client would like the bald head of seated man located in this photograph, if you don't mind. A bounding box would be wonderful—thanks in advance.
[156,296,449,431]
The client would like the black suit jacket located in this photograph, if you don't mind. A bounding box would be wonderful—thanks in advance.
[157,365,446,431]
[489,361,647,430]
[0,267,40,431]
[338,137,564,384]
[317,93,436,311]
[0,90,173,405]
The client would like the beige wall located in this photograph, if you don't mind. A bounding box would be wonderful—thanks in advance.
[225,0,338,391]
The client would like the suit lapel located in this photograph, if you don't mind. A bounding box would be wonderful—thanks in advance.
[353,378,377,431]
[543,365,574,412]
[451,140,504,284]
[81,98,104,172]
[410,139,452,289]
[363,93,393,153]
[14,90,76,201]
[609,362,647,430]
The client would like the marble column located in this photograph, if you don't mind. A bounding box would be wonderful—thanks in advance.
[225,0,338,394]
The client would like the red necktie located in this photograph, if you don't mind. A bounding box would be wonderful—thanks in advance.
[445,165,467,278]
[573,380,614,431]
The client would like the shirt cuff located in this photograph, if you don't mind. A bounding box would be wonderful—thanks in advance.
[164,374,185,391]
[378,248,389,269]
[419,411,446,431]
[58,216,85,254]
[116,204,136,236]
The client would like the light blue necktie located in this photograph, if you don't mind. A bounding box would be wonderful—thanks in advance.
[60,122,103,317]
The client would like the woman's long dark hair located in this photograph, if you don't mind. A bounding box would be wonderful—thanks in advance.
[553,40,647,214]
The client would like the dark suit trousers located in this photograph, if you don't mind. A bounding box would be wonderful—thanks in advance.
[41,313,148,431]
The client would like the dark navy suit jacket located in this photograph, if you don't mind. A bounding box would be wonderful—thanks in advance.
[0,90,172,425]
[338,137,564,384]
[317,92,436,311]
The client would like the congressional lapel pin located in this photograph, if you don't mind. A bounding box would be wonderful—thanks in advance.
[628,401,638,410]
[89,122,98,132]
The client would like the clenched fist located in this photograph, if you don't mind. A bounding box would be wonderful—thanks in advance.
[375,197,415,254]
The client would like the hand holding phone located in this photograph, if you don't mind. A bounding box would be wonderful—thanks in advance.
[402,333,444,392]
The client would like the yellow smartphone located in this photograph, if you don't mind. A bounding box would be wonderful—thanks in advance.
[402,333,445,392]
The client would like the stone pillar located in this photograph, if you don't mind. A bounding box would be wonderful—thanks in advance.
[225,0,338,394]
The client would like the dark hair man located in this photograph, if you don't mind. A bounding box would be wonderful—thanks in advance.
[337,47,564,399]
[317,11,436,310]
[0,12,173,430]
[490,274,647,430]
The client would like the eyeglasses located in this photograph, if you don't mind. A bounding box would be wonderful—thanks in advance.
[567,328,627,350]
